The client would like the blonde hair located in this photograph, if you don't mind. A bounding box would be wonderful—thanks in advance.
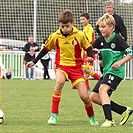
[96,13,115,29]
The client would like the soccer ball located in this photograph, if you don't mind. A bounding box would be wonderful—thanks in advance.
[0,109,5,124]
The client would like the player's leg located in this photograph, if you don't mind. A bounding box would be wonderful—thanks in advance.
[111,101,133,125]
[91,75,115,127]
[90,92,101,105]
[90,78,103,105]
[90,69,100,80]
[99,83,115,127]
[91,81,133,126]
[48,70,66,125]
[76,81,99,126]
[83,65,100,80]
[83,69,91,91]
[99,74,124,127]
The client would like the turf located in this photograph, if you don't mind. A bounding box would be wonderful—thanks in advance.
[0,80,133,133]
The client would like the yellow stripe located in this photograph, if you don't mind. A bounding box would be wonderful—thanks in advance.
[90,70,95,76]
[53,95,61,98]
[72,78,85,89]
[53,91,61,98]
[85,101,92,107]
[56,69,69,81]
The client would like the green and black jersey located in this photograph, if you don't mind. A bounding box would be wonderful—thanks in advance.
[93,32,132,79]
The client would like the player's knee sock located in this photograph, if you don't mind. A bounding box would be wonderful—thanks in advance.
[84,75,90,89]
[85,79,90,90]
[111,101,127,115]
[102,104,112,121]
[84,75,90,90]
[84,102,94,117]
[90,70,100,80]
[51,91,61,114]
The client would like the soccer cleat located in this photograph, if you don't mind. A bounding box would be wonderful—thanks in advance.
[89,115,99,126]
[48,113,58,125]
[119,107,133,126]
[101,119,115,127]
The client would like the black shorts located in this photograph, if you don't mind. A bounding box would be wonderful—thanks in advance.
[92,74,122,96]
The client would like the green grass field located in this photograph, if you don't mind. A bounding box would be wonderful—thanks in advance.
[0,80,133,133]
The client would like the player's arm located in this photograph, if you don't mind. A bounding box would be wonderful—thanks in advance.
[86,47,94,62]
[112,47,133,69]
[26,48,48,68]
[112,55,132,69]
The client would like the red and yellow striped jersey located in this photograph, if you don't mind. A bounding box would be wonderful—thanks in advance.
[43,26,92,67]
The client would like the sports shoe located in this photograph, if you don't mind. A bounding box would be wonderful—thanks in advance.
[48,113,58,125]
[119,107,133,126]
[101,119,115,127]
[89,115,99,126]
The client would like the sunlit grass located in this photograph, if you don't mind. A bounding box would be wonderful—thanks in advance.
[0,80,132,133]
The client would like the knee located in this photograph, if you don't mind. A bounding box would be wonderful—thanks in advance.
[56,80,65,88]
[80,95,90,103]
[90,93,99,103]
[90,93,94,102]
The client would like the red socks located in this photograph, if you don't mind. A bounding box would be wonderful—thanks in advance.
[84,75,90,90]
[51,91,61,114]
[84,103,94,117]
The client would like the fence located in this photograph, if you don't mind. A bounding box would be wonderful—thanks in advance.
[0,51,132,80]
[0,0,133,48]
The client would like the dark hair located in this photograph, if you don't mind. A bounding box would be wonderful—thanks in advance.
[58,9,73,24]
[80,13,90,19]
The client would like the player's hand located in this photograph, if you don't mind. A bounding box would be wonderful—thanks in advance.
[93,48,100,54]
[26,61,34,68]
[111,62,121,69]
[86,57,94,62]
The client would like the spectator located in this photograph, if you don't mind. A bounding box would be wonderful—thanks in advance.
[23,36,39,80]
[96,0,127,41]
[40,38,50,80]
